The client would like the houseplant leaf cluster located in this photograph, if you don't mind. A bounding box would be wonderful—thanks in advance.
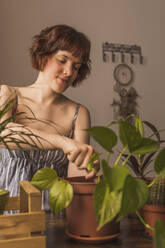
[121,119,165,179]
[32,168,73,213]
[86,116,165,247]
[31,114,165,247]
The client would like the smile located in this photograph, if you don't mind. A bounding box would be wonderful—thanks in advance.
[58,77,69,84]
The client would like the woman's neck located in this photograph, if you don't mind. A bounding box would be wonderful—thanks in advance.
[31,74,63,104]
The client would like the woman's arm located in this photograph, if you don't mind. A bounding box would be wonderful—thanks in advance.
[68,105,99,179]
[0,85,95,171]
[0,85,62,150]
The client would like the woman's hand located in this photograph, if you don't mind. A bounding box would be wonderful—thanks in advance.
[62,137,100,179]
[85,159,100,179]
[63,138,93,167]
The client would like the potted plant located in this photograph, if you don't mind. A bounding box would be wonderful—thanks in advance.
[0,93,46,213]
[120,118,165,224]
[31,115,165,247]
[118,116,165,237]
[143,175,165,237]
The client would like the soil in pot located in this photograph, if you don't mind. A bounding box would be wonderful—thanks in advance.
[66,176,120,244]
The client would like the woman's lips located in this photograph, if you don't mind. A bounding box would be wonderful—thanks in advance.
[58,77,68,84]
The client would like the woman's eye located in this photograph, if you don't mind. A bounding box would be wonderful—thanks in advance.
[74,67,79,71]
[57,58,66,64]
[73,65,81,71]
[59,60,65,64]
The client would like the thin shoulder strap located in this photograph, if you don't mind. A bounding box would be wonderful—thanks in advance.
[72,103,81,129]
[13,88,18,106]
[69,103,81,137]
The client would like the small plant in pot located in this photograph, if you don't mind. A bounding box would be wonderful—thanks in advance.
[120,118,165,221]
[31,115,165,247]
[143,175,165,238]
[118,117,165,238]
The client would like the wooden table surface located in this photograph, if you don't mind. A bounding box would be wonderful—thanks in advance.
[45,211,154,248]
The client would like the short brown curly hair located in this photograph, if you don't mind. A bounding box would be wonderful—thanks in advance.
[30,24,91,87]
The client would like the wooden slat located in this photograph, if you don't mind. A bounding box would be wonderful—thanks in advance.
[19,181,42,212]
[0,181,45,247]
[4,196,20,211]
[0,211,45,235]
[0,236,46,248]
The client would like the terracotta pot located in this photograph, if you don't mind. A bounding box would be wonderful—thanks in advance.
[66,176,120,244]
[142,204,165,237]
[0,189,9,214]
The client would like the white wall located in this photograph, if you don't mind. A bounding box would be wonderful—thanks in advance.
[0,0,164,158]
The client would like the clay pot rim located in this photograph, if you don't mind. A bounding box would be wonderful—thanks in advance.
[143,204,165,212]
[67,176,97,185]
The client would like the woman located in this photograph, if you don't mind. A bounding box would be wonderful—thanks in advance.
[0,25,98,209]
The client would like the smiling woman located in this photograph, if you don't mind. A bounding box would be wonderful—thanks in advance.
[41,50,82,93]
[0,24,99,210]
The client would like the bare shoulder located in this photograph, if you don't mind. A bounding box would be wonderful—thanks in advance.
[78,104,90,119]
[65,96,90,118]
[0,84,15,94]
[75,103,91,129]
[0,85,17,101]
[62,96,90,127]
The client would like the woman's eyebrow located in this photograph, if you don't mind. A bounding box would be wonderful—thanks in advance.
[61,55,82,64]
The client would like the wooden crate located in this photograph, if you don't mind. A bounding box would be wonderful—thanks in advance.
[0,181,46,248]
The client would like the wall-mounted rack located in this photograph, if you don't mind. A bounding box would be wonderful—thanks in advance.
[102,42,143,64]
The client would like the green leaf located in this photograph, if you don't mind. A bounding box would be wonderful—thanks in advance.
[94,179,122,230]
[154,219,165,248]
[132,138,159,155]
[118,175,149,220]
[119,121,142,153]
[143,120,160,141]
[154,148,165,177]
[86,126,117,152]
[101,160,131,191]
[31,168,58,190]
[87,152,100,171]
[136,118,144,137]
[49,179,73,213]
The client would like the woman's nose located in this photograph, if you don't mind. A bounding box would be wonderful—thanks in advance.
[63,64,72,77]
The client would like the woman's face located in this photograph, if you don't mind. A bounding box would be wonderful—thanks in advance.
[42,50,82,93]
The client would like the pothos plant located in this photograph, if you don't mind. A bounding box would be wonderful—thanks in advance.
[31,115,165,248]
[121,119,165,179]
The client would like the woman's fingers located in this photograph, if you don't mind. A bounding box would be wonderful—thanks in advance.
[65,139,100,178]
[85,159,100,179]
[67,145,93,168]
[85,170,95,179]
[93,159,100,172]
[78,146,94,169]
[67,150,81,163]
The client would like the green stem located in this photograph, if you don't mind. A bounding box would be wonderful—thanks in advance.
[148,177,158,188]
[136,210,154,232]
[148,128,165,138]
[114,146,128,167]
[122,153,132,167]
[106,152,111,164]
